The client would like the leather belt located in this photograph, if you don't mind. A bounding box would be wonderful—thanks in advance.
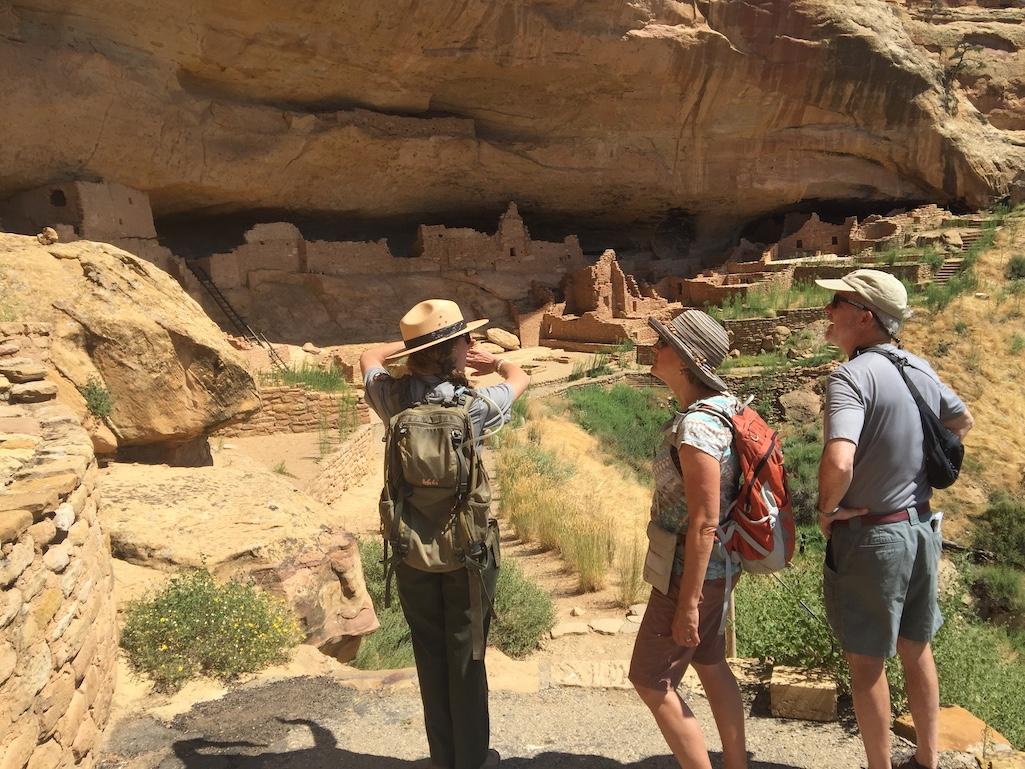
[834,501,931,528]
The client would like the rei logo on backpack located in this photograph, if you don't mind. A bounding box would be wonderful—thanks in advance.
[378,389,498,659]
[688,402,796,574]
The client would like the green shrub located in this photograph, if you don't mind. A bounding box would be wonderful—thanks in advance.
[953,320,970,336]
[706,281,832,321]
[973,565,1025,617]
[121,570,302,691]
[353,538,555,668]
[565,384,672,481]
[81,377,113,419]
[353,539,415,670]
[272,461,295,477]
[1007,255,1025,281]
[931,612,1025,748]
[781,426,823,527]
[734,556,849,690]
[972,492,1025,569]
[264,362,352,392]
[923,248,946,272]
[492,557,556,656]
[1011,333,1025,355]
[568,352,613,381]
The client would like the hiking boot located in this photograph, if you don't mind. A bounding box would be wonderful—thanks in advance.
[479,749,501,769]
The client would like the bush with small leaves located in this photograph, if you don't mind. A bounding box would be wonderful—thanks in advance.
[121,570,302,691]
[81,377,113,419]
[1007,255,1025,281]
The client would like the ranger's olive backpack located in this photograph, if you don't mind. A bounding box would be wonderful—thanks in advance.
[379,388,497,659]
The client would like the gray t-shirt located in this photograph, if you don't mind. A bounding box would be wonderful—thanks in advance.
[363,366,514,437]
[824,344,966,512]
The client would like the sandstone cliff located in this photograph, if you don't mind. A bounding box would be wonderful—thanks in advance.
[0,234,259,455]
[1,1,1023,248]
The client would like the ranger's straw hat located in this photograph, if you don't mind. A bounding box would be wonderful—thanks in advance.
[385,299,489,360]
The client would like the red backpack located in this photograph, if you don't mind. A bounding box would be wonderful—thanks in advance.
[687,402,795,574]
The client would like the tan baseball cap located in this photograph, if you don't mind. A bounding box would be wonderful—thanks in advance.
[815,269,910,334]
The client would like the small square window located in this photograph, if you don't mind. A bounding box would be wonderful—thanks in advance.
[832,236,838,245]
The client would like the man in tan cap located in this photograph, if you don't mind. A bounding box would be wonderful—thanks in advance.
[813,269,974,769]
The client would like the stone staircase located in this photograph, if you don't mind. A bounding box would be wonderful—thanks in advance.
[0,330,58,407]
[931,257,966,286]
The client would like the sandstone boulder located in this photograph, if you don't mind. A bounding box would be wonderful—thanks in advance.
[769,666,837,722]
[98,453,378,661]
[894,705,1011,754]
[485,328,521,351]
[779,389,822,424]
[0,235,259,455]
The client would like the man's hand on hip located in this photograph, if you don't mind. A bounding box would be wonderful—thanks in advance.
[818,505,869,539]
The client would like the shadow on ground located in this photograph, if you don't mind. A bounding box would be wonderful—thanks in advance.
[171,718,801,769]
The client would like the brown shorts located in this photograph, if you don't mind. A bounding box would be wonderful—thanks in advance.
[628,575,736,692]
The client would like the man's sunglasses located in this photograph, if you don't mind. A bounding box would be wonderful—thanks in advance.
[829,294,874,314]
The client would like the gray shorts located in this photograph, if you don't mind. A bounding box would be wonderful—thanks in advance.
[823,510,943,658]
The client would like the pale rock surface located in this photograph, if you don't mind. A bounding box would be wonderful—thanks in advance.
[589,618,625,635]
[769,666,838,722]
[98,453,377,661]
[550,622,590,639]
[485,649,541,694]
[548,660,632,690]
[1,2,1023,239]
[0,234,259,454]
[485,328,521,351]
[894,705,1012,754]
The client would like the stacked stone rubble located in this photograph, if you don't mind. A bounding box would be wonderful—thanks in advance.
[0,333,116,769]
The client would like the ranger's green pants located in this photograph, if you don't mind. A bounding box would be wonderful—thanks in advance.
[396,557,498,769]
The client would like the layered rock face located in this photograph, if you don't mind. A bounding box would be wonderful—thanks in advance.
[98,454,379,661]
[0,234,259,455]
[1,1,1023,247]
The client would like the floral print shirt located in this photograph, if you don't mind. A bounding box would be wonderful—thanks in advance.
[650,394,742,581]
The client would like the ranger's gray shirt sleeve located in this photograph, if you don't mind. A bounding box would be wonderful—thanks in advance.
[469,383,515,434]
[362,366,393,422]
[824,370,865,446]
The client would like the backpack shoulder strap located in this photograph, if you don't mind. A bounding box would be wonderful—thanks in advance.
[684,401,736,434]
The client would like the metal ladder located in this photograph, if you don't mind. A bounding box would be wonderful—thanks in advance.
[185,261,287,370]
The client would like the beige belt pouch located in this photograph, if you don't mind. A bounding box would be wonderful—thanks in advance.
[643,520,678,595]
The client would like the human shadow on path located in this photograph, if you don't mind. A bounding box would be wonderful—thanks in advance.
[172,718,802,769]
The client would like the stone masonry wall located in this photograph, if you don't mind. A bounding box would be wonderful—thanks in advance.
[0,327,117,769]
[214,385,370,438]
[305,424,377,506]
[725,308,826,354]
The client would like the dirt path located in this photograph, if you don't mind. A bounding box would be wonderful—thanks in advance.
[98,672,903,769]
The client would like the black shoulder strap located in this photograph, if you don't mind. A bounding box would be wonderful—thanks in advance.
[860,348,936,418]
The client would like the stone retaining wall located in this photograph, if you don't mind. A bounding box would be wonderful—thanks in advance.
[623,362,833,421]
[215,385,370,438]
[0,335,116,769]
[725,307,826,354]
[306,424,378,506]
